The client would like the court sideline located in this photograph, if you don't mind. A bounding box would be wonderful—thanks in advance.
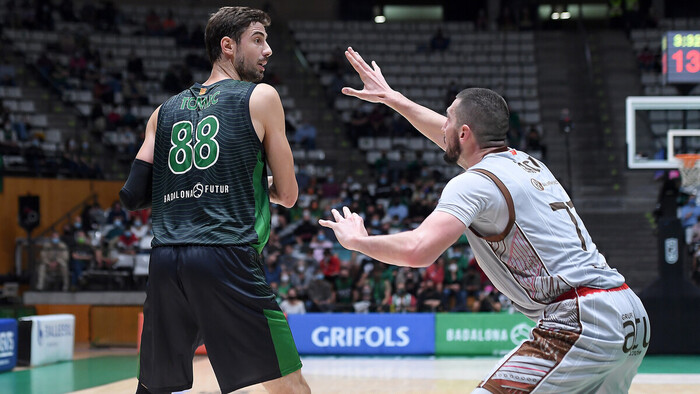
[1,346,699,393]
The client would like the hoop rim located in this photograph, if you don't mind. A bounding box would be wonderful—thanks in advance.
[674,153,700,169]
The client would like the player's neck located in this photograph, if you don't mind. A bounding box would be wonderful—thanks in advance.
[464,146,508,168]
[202,61,241,86]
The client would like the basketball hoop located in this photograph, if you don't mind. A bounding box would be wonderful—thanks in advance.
[675,153,700,194]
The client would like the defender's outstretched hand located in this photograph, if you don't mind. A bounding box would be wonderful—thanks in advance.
[319,206,368,251]
[342,47,395,104]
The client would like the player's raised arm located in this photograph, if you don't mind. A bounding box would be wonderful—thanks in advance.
[119,106,160,211]
[342,47,447,151]
[319,206,465,268]
[250,83,298,208]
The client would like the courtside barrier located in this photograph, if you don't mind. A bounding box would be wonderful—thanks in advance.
[17,314,75,366]
[288,313,435,355]
[136,312,535,356]
[0,318,17,372]
[435,313,535,356]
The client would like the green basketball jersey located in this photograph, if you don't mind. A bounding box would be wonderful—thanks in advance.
[151,79,270,253]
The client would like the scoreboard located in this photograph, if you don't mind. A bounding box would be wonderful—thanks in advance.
[662,31,700,84]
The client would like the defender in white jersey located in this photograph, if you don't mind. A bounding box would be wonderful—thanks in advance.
[320,48,649,393]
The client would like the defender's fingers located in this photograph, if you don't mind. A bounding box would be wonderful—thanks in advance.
[346,48,373,74]
[318,219,335,229]
[331,208,343,222]
[343,206,352,218]
[342,87,361,97]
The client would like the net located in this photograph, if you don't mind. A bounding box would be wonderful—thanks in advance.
[675,153,700,194]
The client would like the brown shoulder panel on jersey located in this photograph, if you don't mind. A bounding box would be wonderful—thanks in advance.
[468,168,515,242]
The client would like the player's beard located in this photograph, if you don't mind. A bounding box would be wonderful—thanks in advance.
[443,131,461,164]
[234,49,264,82]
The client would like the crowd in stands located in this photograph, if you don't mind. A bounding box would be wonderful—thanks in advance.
[35,171,514,315]
[35,200,152,291]
[674,190,700,286]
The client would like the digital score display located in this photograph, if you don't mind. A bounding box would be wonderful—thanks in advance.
[662,31,700,84]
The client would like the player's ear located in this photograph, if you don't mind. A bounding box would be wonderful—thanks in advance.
[221,36,235,58]
[460,124,470,140]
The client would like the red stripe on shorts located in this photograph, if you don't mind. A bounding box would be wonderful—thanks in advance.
[555,283,629,303]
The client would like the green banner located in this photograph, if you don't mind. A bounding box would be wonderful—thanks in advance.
[435,312,535,356]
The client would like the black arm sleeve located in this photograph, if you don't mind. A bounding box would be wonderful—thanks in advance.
[119,159,153,211]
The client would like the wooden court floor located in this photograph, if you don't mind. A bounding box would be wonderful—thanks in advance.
[68,350,700,394]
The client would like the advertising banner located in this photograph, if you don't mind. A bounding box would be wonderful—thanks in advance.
[288,313,434,355]
[18,314,75,366]
[0,318,17,372]
[435,313,535,356]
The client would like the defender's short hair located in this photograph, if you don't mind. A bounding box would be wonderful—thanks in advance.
[454,88,510,148]
[205,7,271,65]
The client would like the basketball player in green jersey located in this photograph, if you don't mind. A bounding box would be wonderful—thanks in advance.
[120,7,310,394]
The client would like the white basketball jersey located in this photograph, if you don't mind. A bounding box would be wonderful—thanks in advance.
[438,149,625,320]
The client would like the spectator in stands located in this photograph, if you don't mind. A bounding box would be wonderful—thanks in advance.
[144,9,162,35]
[319,248,341,282]
[472,285,502,312]
[321,175,340,199]
[294,209,319,244]
[462,263,482,308]
[680,194,700,229]
[162,10,177,35]
[69,230,94,290]
[309,231,332,262]
[106,200,128,225]
[358,263,391,312]
[126,51,146,81]
[12,114,29,142]
[353,283,373,313]
[525,125,546,161]
[294,121,317,150]
[334,267,355,312]
[391,281,417,313]
[442,258,466,311]
[36,231,70,291]
[277,244,297,271]
[429,28,450,52]
[290,259,313,298]
[130,217,149,240]
[279,287,306,315]
[263,251,282,285]
[307,271,334,312]
[423,255,445,292]
[69,51,87,79]
[386,197,409,224]
[117,227,139,254]
[417,278,441,312]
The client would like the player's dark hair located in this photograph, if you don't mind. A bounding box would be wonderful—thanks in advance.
[205,6,271,65]
[454,88,510,148]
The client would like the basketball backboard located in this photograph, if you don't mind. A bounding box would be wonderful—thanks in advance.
[627,96,700,169]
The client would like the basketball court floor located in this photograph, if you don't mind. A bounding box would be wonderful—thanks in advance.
[1,345,699,393]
